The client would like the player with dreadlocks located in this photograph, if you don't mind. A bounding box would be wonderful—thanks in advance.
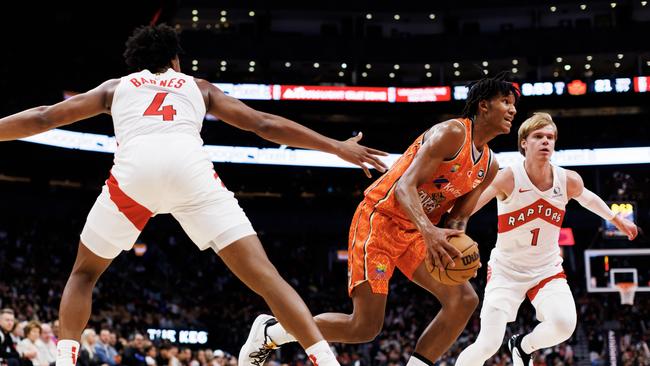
[239,74,520,366]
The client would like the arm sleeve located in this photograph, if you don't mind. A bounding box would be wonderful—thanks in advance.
[573,187,616,220]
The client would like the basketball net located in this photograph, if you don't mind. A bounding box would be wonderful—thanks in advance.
[615,282,637,305]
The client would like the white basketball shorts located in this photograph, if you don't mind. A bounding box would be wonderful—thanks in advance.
[80,134,256,259]
[480,257,572,322]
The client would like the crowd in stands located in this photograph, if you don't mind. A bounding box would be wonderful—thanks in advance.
[0,165,648,366]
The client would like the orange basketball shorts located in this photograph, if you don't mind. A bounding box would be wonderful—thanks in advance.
[347,200,427,296]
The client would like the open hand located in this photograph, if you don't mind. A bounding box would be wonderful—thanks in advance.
[336,132,389,178]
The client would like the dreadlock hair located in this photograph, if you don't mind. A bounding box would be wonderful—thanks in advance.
[123,24,183,73]
[461,71,520,119]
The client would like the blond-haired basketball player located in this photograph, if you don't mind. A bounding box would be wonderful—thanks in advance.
[454,113,638,366]
[0,24,389,366]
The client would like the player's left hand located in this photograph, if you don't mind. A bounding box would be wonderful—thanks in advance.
[336,132,389,178]
[613,214,638,240]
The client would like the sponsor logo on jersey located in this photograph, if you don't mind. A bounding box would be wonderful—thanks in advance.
[441,182,463,197]
[433,176,450,189]
[450,164,461,173]
[478,169,485,178]
[519,188,532,193]
[372,262,388,279]
[419,190,446,213]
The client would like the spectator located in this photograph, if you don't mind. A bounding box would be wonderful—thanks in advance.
[0,309,22,366]
[95,330,117,366]
[177,348,191,366]
[155,343,172,366]
[35,323,56,366]
[144,346,156,366]
[49,322,59,345]
[11,321,25,345]
[193,350,206,366]
[211,350,225,366]
[169,346,180,366]
[122,334,146,366]
[16,321,43,366]
[78,329,103,366]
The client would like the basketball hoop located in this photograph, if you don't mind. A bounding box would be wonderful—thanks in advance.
[615,282,637,305]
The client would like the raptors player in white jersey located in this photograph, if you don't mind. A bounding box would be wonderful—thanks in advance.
[0,24,389,366]
[455,113,637,366]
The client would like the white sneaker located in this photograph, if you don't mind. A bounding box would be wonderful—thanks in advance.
[239,314,279,366]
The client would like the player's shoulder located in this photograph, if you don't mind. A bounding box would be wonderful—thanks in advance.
[563,168,584,196]
[97,78,121,90]
[194,78,225,96]
[563,168,580,178]
[428,118,466,142]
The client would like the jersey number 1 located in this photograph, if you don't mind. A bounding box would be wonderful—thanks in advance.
[530,228,540,246]
[144,92,177,121]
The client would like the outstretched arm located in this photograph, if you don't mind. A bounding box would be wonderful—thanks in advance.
[197,79,388,177]
[0,79,118,141]
[567,170,638,240]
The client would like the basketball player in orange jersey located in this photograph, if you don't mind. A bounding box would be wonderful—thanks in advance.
[239,75,519,366]
[454,113,638,366]
[0,24,390,366]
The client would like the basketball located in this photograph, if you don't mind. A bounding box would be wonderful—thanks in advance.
[425,233,481,285]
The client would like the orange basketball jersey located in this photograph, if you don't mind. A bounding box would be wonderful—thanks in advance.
[364,118,493,228]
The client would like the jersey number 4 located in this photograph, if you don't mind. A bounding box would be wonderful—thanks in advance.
[530,228,540,246]
[144,92,177,121]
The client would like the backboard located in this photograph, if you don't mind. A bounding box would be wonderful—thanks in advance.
[584,248,650,293]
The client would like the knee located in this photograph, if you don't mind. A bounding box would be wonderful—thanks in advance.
[443,286,479,316]
[347,314,384,343]
[69,267,101,285]
[552,312,577,339]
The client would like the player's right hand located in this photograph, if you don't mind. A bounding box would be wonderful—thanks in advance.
[336,132,389,178]
[422,226,464,269]
[613,215,639,241]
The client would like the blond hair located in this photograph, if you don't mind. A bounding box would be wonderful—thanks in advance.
[517,112,558,156]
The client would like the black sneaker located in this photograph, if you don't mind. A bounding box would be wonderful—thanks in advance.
[508,334,532,366]
[238,314,279,366]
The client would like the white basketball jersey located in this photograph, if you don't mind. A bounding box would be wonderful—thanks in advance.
[491,161,568,275]
[111,68,206,146]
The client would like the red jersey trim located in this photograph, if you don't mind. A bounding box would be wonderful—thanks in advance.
[107,174,152,231]
[527,272,567,301]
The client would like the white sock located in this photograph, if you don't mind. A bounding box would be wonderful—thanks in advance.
[305,340,339,366]
[267,322,297,345]
[406,353,432,366]
[56,339,80,366]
